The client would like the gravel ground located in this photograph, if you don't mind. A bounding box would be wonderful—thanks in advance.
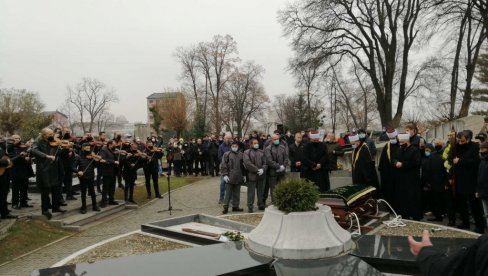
[375,221,479,239]
[222,214,263,226]
[67,233,191,264]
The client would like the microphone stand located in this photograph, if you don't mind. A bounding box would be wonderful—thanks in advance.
[158,174,182,215]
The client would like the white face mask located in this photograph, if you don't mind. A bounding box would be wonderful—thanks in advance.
[390,139,398,144]
[231,147,238,152]
[253,144,259,149]
[352,144,358,149]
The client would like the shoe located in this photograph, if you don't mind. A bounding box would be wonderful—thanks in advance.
[42,211,52,220]
[258,206,265,211]
[2,214,18,219]
[12,205,21,210]
[147,194,152,199]
[20,204,33,208]
[456,224,470,230]
[80,208,87,214]
[72,191,80,195]
[66,196,77,200]
[108,201,119,205]
[100,202,107,208]
[59,202,68,207]
[222,208,228,214]
[92,206,101,212]
[427,217,443,222]
[156,194,163,199]
[232,207,244,212]
[218,200,223,205]
[52,208,66,213]
[248,208,253,213]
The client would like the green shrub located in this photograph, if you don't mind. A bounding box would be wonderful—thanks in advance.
[272,178,319,213]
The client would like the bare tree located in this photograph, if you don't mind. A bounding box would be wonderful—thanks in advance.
[66,78,118,133]
[154,92,188,138]
[279,0,435,127]
[221,61,269,137]
[196,34,239,133]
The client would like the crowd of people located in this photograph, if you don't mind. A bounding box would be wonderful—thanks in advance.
[0,118,487,236]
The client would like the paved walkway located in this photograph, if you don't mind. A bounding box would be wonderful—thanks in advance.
[0,176,224,275]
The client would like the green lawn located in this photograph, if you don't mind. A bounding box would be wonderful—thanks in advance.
[0,219,72,265]
[114,175,205,206]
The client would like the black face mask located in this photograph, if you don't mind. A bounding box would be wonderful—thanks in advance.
[86,137,93,142]
[148,146,153,149]
[83,150,91,155]
[47,136,54,142]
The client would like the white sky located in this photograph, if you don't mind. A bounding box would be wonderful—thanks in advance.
[0,0,295,123]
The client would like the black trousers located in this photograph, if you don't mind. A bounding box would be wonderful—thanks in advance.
[183,159,193,175]
[144,167,160,196]
[123,175,136,201]
[11,177,28,206]
[173,160,182,176]
[40,186,51,213]
[0,176,10,216]
[80,178,96,208]
[166,159,173,175]
[96,169,102,192]
[117,166,123,187]
[456,193,486,229]
[62,170,73,196]
[194,159,206,175]
[208,155,219,176]
[101,175,116,203]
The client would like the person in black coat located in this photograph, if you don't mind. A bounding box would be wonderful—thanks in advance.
[288,133,304,176]
[453,131,485,233]
[194,138,207,176]
[422,143,450,222]
[0,144,15,220]
[408,230,488,276]
[7,135,33,209]
[98,141,120,207]
[350,133,379,188]
[392,133,422,220]
[206,135,220,176]
[72,143,101,214]
[123,142,145,204]
[302,131,330,193]
[378,129,400,205]
[477,142,488,228]
[143,141,163,199]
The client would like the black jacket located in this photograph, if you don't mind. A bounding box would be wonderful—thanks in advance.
[289,142,304,173]
[477,154,488,199]
[454,142,480,194]
[98,146,117,177]
[352,142,379,188]
[417,235,488,276]
[422,150,448,192]
[73,154,96,180]
[7,144,31,179]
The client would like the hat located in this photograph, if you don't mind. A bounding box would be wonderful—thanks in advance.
[309,130,321,140]
[398,133,410,141]
[349,134,359,142]
[480,142,488,149]
[425,143,434,151]
[386,129,398,139]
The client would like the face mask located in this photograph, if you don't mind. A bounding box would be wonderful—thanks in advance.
[231,147,238,152]
[390,139,397,144]
[148,146,153,149]
[273,140,280,146]
[425,151,431,157]
[253,144,259,149]
[86,137,93,142]
[352,144,358,149]
[83,150,91,154]
[359,134,366,139]
[47,136,54,142]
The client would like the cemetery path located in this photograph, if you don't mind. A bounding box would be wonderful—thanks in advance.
[0,176,224,276]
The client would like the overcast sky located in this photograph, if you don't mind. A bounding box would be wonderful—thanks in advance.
[0,0,295,123]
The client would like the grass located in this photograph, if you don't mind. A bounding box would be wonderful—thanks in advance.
[0,219,72,265]
[114,175,205,206]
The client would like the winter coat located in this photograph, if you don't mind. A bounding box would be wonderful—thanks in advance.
[243,148,267,182]
[289,142,304,173]
[421,150,448,192]
[98,146,117,177]
[453,142,480,195]
[352,142,379,188]
[220,151,244,185]
[72,154,96,180]
[477,153,488,199]
[31,138,64,189]
[264,143,289,177]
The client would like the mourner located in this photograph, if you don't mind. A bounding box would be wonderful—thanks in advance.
[350,133,379,188]
[72,143,102,214]
[243,138,267,212]
[98,140,120,207]
[7,135,33,210]
[378,129,400,204]
[302,130,330,193]
[324,132,344,172]
[31,128,65,219]
[264,133,289,202]
[0,140,15,220]
[392,133,422,220]
[221,141,245,214]
[477,142,488,227]
[123,142,144,204]
[143,141,163,199]
[218,133,232,204]
[288,132,304,176]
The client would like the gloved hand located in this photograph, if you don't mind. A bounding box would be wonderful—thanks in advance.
[279,165,285,172]
[243,176,247,182]
[257,169,264,176]
[224,176,230,183]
